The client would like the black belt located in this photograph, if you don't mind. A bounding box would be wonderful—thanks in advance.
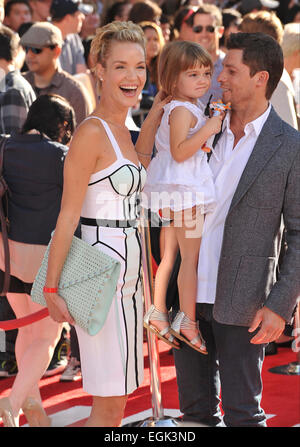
[81,217,138,228]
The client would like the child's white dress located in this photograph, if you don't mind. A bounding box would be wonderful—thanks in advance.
[143,100,216,213]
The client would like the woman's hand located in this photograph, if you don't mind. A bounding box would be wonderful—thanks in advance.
[44,292,75,325]
[146,90,172,127]
[136,91,172,167]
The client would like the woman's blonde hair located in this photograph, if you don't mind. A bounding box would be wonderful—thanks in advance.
[90,20,146,68]
[239,11,284,44]
[281,22,300,58]
[159,41,213,96]
[139,21,165,51]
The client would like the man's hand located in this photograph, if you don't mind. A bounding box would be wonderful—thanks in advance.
[248,306,285,344]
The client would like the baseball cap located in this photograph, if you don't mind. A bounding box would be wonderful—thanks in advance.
[50,0,93,20]
[20,22,63,49]
[240,0,279,15]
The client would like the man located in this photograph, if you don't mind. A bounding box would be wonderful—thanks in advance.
[172,32,300,427]
[0,23,36,134]
[185,4,225,108]
[20,21,92,125]
[240,10,298,129]
[50,0,92,75]
[239,0,279,15]
[28,0,52,22]
[3,0,31,32]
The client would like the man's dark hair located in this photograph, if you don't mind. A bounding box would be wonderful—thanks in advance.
[128,0,162,24]
[227,32,283,100]
[21,94,76,144]
[0,24,20,61]
[5,0,31,17]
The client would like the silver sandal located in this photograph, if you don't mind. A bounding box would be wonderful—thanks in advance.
[170,311,207,354]
[143,305,180,350]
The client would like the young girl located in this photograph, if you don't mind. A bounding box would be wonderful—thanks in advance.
[143,40,224,353]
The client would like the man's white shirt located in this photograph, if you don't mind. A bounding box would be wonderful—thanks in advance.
[196,104,272,304]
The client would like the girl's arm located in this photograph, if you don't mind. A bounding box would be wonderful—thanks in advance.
[169,106,224,163]
[135,91,171,168]
[43,122,108,324]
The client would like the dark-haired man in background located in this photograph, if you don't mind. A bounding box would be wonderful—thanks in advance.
[50,0,92,75]
[0,24,35,134]
[3,0,31,32]
[172,32,300,427]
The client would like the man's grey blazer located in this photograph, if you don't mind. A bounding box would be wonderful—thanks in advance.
[213,106,300,326]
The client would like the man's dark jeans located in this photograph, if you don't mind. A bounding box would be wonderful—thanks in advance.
[172,303,266,427]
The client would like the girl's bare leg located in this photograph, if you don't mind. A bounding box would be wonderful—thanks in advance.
[174,209,204,348]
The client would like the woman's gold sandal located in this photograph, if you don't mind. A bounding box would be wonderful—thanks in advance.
[144,305,180,349]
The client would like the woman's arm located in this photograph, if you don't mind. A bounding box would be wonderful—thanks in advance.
[169,107,224,163]
[135,91,171,168]
[44,122,106,324]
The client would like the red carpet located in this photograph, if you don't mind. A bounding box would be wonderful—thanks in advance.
[0,341,299,427]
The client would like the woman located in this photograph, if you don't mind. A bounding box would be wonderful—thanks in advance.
[139,21,165,112]
[43,21,169,427]
[0,94,76,427]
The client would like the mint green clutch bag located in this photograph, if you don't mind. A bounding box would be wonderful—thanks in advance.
[31,235,121,336]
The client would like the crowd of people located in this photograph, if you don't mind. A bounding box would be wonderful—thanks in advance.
[0,0,299,428]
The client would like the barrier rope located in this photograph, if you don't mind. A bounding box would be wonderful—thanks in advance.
[0,256,158,331]
[0,308,49,331]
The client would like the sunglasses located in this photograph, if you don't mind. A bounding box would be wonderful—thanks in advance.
[192,25,216,33]
[24,45,56,54]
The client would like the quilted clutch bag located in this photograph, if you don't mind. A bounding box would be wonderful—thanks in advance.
[31,235,121,336]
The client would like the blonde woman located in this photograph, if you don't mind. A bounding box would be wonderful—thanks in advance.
[43,21,169,427]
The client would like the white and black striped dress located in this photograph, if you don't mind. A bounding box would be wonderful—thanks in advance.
[76,117,146,397]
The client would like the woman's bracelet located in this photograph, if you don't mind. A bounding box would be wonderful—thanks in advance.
[43,286,58,293]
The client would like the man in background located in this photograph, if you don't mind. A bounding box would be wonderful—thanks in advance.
[239,0,279,15]
[0,24,35,134]
[20,21,92,124]
[50,0,92,75]
[4,0,31,32]
[28,0,51,22]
